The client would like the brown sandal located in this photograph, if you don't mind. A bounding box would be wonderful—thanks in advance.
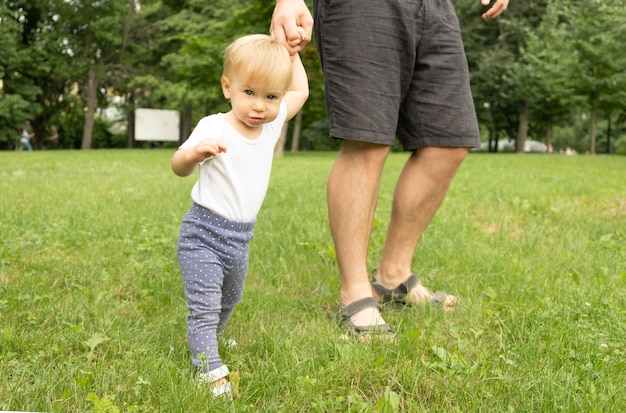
[336,297,395,338]
[371,270,449,307]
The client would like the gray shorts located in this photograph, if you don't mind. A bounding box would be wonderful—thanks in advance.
[313,0,480,151]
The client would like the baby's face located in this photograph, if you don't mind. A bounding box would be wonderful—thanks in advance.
[222,74,286,131]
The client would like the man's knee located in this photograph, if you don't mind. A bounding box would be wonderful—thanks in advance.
[408,146,469,184]
[414,146,468,166]
[340,140,390,166]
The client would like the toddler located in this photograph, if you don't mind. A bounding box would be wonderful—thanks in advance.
[171,33,308,397]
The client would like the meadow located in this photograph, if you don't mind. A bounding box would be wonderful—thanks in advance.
[1,149,624,412]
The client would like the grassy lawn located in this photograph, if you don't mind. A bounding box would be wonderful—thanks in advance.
[1,149,625,412]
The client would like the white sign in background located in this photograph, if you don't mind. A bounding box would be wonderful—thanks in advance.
[135,108,180,142]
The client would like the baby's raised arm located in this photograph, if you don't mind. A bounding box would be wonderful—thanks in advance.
[282,53,309,121]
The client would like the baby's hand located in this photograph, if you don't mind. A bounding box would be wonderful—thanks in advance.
[287,26,307,47]
[194,139,227,161]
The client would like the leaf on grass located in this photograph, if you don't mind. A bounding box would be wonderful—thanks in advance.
[86,392,120,413]
[85,332,107,353]
[374,387,400,413]
[484,286,498,300]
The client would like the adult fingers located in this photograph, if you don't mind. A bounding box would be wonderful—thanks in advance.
[481,0,509,21]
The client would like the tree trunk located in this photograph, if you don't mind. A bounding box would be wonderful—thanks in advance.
[606,114,611,154]
[516,100,530,153]
[589,106,596,154]
[122,1,136,148]
[127,107,135,148]
[545,115,553,148]
[81,68,98,150]
[488,127,497,152]
[290,111,302,152]
[121,0,136,56]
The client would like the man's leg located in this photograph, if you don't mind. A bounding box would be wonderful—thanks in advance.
[328,140,390,327]
[376,146,469,309]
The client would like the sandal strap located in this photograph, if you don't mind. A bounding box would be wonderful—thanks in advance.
[337,297,395,335]
[371,270,451,308]
[371,270,420,303]
[352,322,395,335]
[430,290,447,306]
[340,297,381,319]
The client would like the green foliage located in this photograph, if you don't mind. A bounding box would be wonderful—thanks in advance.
[302,118,336,151]
[0,1,44,144]
[0,0,624,152]
[517,1,580,129]
[374,387,400,413]
[86,393,120,413]
[457,0,626,153]
[457,0,550,142]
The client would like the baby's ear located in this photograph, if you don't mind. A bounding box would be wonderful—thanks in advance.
[221,76,231,99]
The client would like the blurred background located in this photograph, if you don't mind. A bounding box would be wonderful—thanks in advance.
[1,0,624,154]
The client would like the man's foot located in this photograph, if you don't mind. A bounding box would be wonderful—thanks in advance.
[336,297,395,343]
[371,270,458,313]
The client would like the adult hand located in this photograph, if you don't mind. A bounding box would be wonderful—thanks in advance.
[481,0,509,21]
[270,0,313,55]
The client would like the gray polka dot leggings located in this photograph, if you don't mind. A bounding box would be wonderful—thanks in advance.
[177,203,255,373]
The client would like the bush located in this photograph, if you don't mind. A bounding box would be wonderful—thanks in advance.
[301,118,339,151]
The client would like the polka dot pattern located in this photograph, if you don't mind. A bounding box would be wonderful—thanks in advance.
[177,203,255,373]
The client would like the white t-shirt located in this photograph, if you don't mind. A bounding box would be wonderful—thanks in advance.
[180,102,287,222]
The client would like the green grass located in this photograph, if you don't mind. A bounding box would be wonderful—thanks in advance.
[1,150,625,412]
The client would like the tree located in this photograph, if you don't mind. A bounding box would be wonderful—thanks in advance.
[137,0,323,153]
[0,1,46,148]
[51,0,135,149]
[456,0,549,152]
[565,1,626,154]
[516,1,580,149]
[1,0,326,152]
[6,0,623,153]
[1,0,138,149]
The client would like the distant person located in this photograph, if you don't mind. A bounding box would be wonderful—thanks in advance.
[171,34,308,398]
[17,124,34,151]
[47,124,60,149]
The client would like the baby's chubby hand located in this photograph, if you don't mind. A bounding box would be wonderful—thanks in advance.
[287,26,307,47]
[193,138,227,161]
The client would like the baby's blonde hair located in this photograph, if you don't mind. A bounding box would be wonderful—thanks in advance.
[223,34,293,91]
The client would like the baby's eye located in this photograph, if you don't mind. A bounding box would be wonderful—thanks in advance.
[267,95,277,100]
[245,89,254,96]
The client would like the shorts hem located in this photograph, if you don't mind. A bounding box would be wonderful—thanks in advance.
[406,137,480,151]
[330,127,395,146]
[330,127,480,151]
